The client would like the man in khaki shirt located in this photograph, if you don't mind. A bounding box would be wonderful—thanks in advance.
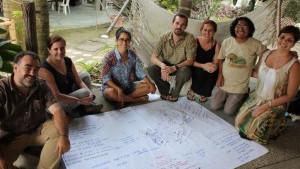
[147,13,195,102]
[0,51,70,169]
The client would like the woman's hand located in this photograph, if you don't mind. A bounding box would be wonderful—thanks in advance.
[116,88,125,102]
[251,103,270,117]
[202,62,217,73]
[78,95,93,105]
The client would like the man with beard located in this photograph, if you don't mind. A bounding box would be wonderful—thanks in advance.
[147,13,196,102]
[0,51,70,169]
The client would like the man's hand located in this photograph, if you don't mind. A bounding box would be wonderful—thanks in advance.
[55,136,71,157]
[0,157,10,169]
[161,65,177,81]
[161,66,169,81]
[216,74,224,87]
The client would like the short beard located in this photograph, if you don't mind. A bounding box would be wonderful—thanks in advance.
[174,29,184,36]
[20,76,36,87]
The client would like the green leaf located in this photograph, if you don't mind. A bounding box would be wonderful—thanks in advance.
[0,50,19,62]
[0,28,7,34]
[0,56,3,68]
[0,40,12,46]
[0,43,23,52]
[0,60,13,73]
[233,0,238,5]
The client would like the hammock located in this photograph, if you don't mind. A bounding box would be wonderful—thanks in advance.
[124,0,292,66]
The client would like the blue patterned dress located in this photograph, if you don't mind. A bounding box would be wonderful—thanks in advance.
[101,49,147,94]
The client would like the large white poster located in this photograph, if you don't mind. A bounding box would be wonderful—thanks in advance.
[63,97,268,169]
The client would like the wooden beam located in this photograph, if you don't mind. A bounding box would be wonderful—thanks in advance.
[179,0,192,17]
[22,1,38,54]
[276,0,281,36]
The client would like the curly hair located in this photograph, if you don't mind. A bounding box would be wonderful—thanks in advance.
[230,17,255,38]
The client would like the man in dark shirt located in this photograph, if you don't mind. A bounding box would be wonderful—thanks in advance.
[0,51,70,169]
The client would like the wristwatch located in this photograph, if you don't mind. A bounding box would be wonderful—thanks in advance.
[175,65,179,70]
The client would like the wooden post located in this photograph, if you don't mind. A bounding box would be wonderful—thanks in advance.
[105,0,130,35]
[276,0,281,36]
[21,1,38,54]
[179,0,192,17]
[8,19,17,44]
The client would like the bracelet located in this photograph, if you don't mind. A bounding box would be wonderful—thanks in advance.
[268,101,272,107]
[175,65,179,70]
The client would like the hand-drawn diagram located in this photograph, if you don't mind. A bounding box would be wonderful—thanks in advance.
[141,109,193,145]
[63,98,268,169]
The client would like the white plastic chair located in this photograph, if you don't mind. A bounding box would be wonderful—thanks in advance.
[58,0,70,15]
[47,0,55,11]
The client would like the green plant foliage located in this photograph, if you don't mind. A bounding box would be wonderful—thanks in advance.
[101,44,116,54]
[158,0,179,13]
[233,0,238,6]
[284,0,300,21]
[11,10,24,47]
[77,61,102,84]
[0,27,23,73]
[11,10,23,33]
[0,28,6,34]
[247,0,256,12]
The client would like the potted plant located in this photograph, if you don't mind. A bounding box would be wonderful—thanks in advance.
[0,19,22,74]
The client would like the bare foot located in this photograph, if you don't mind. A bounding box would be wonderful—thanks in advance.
[136,95,149,102]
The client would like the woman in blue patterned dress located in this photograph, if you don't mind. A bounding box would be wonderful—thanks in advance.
[101,27,156,108]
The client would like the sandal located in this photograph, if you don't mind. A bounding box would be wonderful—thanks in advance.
[199,95,207,102]
[187,90,195,101]
[160,95,169,101]
[168,96,178,102]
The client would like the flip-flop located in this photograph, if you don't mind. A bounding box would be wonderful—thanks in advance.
[168,96,178,102]
[187,90,195,101]
[160,95,169,101]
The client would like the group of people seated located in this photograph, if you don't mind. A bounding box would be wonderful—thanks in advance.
[0,13,299,169]
[103,14,300,145]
